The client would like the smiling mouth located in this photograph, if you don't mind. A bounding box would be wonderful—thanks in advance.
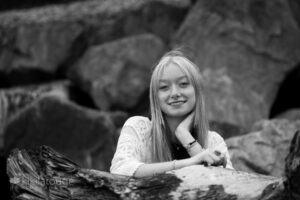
[168,100,186,106]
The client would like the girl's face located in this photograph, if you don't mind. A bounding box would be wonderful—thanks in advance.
[157,63,196,119]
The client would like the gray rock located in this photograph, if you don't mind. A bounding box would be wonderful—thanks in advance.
[107,111,128,128]
[0,0,189,75]
[209,120,246,139]
[173,0,300,130]
[0,81,70,119]
[226,119,300,177]
[0,81,71,147]
[68,34,166,110]
[3,95,118,171]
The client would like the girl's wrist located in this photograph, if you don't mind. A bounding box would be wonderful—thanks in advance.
[184,140,197,152]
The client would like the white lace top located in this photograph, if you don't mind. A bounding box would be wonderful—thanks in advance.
[110,116,233,176]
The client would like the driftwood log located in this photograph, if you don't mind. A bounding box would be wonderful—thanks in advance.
[6,131,300,200]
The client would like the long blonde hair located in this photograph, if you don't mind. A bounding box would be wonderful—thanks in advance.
[149,50,209,162]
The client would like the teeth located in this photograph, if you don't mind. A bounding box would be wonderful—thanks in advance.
[170,101,184,105]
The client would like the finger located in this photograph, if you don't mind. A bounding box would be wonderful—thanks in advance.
[210,153,221,161]
[202,156,213,167]
[216,155,227,167]
[210,154,222,165]
[206,156,215,166]
[210,157,218,167]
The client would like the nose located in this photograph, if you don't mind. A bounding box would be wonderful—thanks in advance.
[170,85,180,98]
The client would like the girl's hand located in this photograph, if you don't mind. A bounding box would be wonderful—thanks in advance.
[190,149,226,167]
[175,111,195,139]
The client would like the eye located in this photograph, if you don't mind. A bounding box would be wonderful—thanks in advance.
[159,85,169,90]
[179,81,189,88]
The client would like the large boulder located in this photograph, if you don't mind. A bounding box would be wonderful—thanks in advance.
[3,95,118,171]
[173,0,300,130]
[68,34,166,110]
[227,119,300,177]
[0,0,189,80]
[0,81,71,147]
[209,120,246,139]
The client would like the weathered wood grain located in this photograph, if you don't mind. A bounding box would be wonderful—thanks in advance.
[6,131,300,200]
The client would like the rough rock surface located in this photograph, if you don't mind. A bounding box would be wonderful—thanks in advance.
[0,81,70,148]
[0,0,189,76]
[3,95,117,171]
[227,119,300,177]
[209,120,246,139]
[173,0,300,130]
[68,34,166,110]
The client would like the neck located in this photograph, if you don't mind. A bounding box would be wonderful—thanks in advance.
[165,116,185,141]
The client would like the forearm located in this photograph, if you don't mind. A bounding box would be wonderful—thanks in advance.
[134,158,193,178]
[176,129,203,157]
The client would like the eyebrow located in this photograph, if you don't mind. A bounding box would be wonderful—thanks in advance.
[159,75,188,83]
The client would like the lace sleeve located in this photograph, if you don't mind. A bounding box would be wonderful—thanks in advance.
[110,117,149,176]
[209,131,234,169]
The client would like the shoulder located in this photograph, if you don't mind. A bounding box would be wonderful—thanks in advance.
[124,116,151,127]
[207,130,225,147]
[208,130,224,140]
[123,116,151,137]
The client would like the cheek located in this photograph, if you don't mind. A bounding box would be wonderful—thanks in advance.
[187,87,196,98]
[158,91,167,103]
[157,92,169,111]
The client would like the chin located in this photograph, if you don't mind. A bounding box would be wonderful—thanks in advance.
[167,111,190,118]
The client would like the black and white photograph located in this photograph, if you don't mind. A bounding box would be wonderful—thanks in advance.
[0,0,300,199]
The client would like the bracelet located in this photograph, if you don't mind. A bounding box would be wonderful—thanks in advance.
[184,140,198,152]
[172,160,177,170]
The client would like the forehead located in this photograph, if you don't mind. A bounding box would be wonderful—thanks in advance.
[159,63,188,81]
